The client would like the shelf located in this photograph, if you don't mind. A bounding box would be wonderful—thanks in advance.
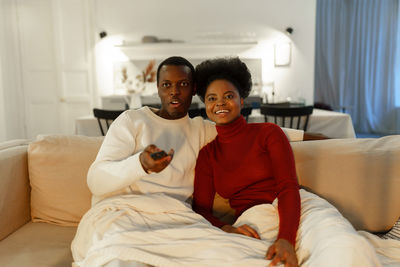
[115,42,259,60]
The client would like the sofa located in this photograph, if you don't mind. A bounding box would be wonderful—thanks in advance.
[0,134,399,267]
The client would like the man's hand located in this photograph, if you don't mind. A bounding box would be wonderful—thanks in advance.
[303,132,330,141]
[139,144,174,173]
[221,224,260,239]
[266,239,298,267]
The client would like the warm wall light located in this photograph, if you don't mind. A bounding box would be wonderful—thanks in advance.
[274,42,291,67]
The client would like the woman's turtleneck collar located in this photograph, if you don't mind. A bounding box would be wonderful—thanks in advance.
[216,115,247,143]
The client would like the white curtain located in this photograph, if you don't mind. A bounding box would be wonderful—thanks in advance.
[315,0,400,134]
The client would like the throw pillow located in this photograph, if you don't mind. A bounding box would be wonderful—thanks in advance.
[28,135,103,226]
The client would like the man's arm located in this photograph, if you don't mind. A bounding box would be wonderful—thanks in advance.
[281,128,330,141]
[280,128,304,142]
[87,111,148,197]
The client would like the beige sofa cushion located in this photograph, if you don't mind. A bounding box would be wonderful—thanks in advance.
[0,222,76,267]
[28,135,103,226]
[291,136,400,233]
[0,142,31,241]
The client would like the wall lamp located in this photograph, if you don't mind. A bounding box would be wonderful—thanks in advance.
[285,27,294,35]
[99,31,108,39]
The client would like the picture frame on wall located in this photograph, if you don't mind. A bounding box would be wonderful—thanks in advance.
[274,43,291,67]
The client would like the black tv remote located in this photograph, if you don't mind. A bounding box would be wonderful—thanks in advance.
[150,151,168,160]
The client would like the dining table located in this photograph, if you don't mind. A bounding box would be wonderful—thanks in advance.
[248,108,356,139]
[75,108,356,139]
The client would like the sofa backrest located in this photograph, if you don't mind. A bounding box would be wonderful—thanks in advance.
[0,140,31,241]
[25,134,400,233]
[291,136,400,233]
[211,136,400,233]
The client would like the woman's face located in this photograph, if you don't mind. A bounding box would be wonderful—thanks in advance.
[204,79,243,126]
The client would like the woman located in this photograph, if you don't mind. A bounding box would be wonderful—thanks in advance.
[192,57,300,267]
[192,57,380,267]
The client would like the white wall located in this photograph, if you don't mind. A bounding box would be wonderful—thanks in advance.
[0,0,96,141]
[0,55,5,142]
[94,0,316,104]
[0,0,26,142]
[0,2,6,142]
[0,0,316,141]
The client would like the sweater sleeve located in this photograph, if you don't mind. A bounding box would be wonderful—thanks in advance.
[193,148,226,228]
[264,125,301,246]
[87,111,147,197]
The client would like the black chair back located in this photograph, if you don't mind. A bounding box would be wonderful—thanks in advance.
[260,105,314,131]
[93,108,125,136]
[244,96,262,109]
[241,106,253,121]
[188,107,208,119]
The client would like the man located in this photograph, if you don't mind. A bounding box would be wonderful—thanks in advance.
[86,56,218,206]
[72,57,313,266]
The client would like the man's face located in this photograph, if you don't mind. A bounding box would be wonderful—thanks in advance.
[157,65,194,120]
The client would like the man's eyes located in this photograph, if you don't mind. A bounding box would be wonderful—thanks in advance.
[225,94,234,99]
[207,96,216,102]
[161,81,189,87]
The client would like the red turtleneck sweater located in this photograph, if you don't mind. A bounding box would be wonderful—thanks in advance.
[193,116,300,246]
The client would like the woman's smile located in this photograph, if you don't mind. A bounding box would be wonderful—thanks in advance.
[215,109,230,114]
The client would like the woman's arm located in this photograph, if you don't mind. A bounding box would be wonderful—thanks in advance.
[264,125,301,246]
[264,125,300,266]
[193,148,262,239]
[193,148,226,228]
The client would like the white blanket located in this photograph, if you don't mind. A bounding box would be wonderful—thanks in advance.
[72,190,398,267]
[358,231,400,267]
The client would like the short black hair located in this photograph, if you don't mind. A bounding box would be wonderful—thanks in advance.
[156,56,195,85]
[195,57,252,102]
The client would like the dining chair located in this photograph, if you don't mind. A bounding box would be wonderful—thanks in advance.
[314,102,333,111]
[244,96,262,109]
[93,108,126,136]
[260,104,314,131]
[241,106,253,121]
[188,107,208,119]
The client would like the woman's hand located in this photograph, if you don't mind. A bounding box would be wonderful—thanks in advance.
[139,144,174,173]
[266,239,298,267]
[221,224,260,239]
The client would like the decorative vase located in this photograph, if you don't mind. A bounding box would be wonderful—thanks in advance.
[129,92,142,109]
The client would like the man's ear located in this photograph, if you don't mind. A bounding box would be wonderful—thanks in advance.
[240,98,244,107]
[192,85,197,96]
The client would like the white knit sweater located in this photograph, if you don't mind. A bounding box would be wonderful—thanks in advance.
[88,106,217,204]
[87,106,303,205]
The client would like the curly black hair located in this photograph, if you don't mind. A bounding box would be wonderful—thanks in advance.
[156,56,195,85]
[195,57,252,102]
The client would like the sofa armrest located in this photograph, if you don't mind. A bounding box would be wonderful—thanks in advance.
[0,140,31,241]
